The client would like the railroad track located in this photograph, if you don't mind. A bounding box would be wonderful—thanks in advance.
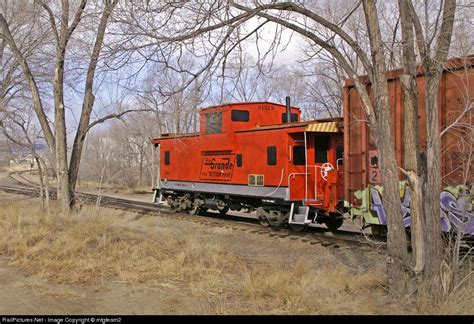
[1,171,379,250]
[7,170,40,187]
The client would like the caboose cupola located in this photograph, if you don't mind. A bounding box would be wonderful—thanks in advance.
[199,102,300,134]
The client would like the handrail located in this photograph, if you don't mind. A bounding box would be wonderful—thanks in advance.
[307,165,325,201]
[264,168,285,197]
[336,158,343,170]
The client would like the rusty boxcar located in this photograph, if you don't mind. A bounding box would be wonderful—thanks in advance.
[344,56,474,234]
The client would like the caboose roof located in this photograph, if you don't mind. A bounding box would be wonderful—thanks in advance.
[151,117,343,143]
[199,101,301,112]
[235,117,343,133]
[151,133,199,144]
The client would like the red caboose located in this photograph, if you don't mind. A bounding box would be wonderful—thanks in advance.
[152,100,344,231]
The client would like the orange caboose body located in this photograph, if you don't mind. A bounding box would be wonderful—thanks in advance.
[152,101,345,230]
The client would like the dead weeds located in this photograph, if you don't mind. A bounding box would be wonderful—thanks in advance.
[0,199,472,314]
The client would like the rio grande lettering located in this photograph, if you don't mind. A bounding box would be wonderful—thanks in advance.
[204,158,234,170]
[200,156,235,181]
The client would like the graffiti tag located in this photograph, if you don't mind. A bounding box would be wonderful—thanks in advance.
[364,185,473,235]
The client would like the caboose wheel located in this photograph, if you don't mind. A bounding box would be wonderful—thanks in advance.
[258,217,271,227]
[289,224,308,232]
[189,206,204,215]
[218,205,230,215]
[325,217,344,232]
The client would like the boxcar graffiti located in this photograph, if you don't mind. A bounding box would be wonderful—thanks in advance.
[352,184,473,235]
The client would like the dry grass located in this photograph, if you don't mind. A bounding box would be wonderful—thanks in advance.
[126,187,152,195]
[0,199,472,315]
[76,180,150,195]
[238,259,386,314]
[0,202,239,287]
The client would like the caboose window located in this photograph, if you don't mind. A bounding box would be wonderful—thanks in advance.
[281,113,298,123]
[231,110,249,122]
[267,146,277,165]
[293,146,305,165]
[164,151,170,165]
[237,154,242,167]
[205,112,222,134]
[315,135,330,163]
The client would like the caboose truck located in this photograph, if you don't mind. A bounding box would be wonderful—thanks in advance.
[151,98,345,231]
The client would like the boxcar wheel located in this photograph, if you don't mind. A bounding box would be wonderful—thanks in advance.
[370,224,387,237]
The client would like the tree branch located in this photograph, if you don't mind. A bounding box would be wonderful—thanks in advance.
[85,109,154,135]
[65,0,87,41]
[434,0,456,63]
[407,0,427,59]
[38,1,60,45]
[0,13,55,153]
[440,102,472,137]
[230,1,373,76]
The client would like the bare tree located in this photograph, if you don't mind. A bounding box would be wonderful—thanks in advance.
[0,0,124,211]
[0,0,54,165]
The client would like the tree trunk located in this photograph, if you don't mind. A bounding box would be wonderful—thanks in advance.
[421,0,456,296]
[400,72,425,275]
[68,1,117,205]
[41,159,50,214]
[53,50,71,213]
[423,67,444,294]
[35,156,45,211]
[139,153,144,187]
[403,0,456,296]
[399,0,425,275]
[35,156,50,213]
[375,100,411,295]
[363,0,410,295]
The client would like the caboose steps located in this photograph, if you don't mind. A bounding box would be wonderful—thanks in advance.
[289,204,311,225]
[152,189,164,205]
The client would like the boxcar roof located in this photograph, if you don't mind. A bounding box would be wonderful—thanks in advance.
[344,55,474,87]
